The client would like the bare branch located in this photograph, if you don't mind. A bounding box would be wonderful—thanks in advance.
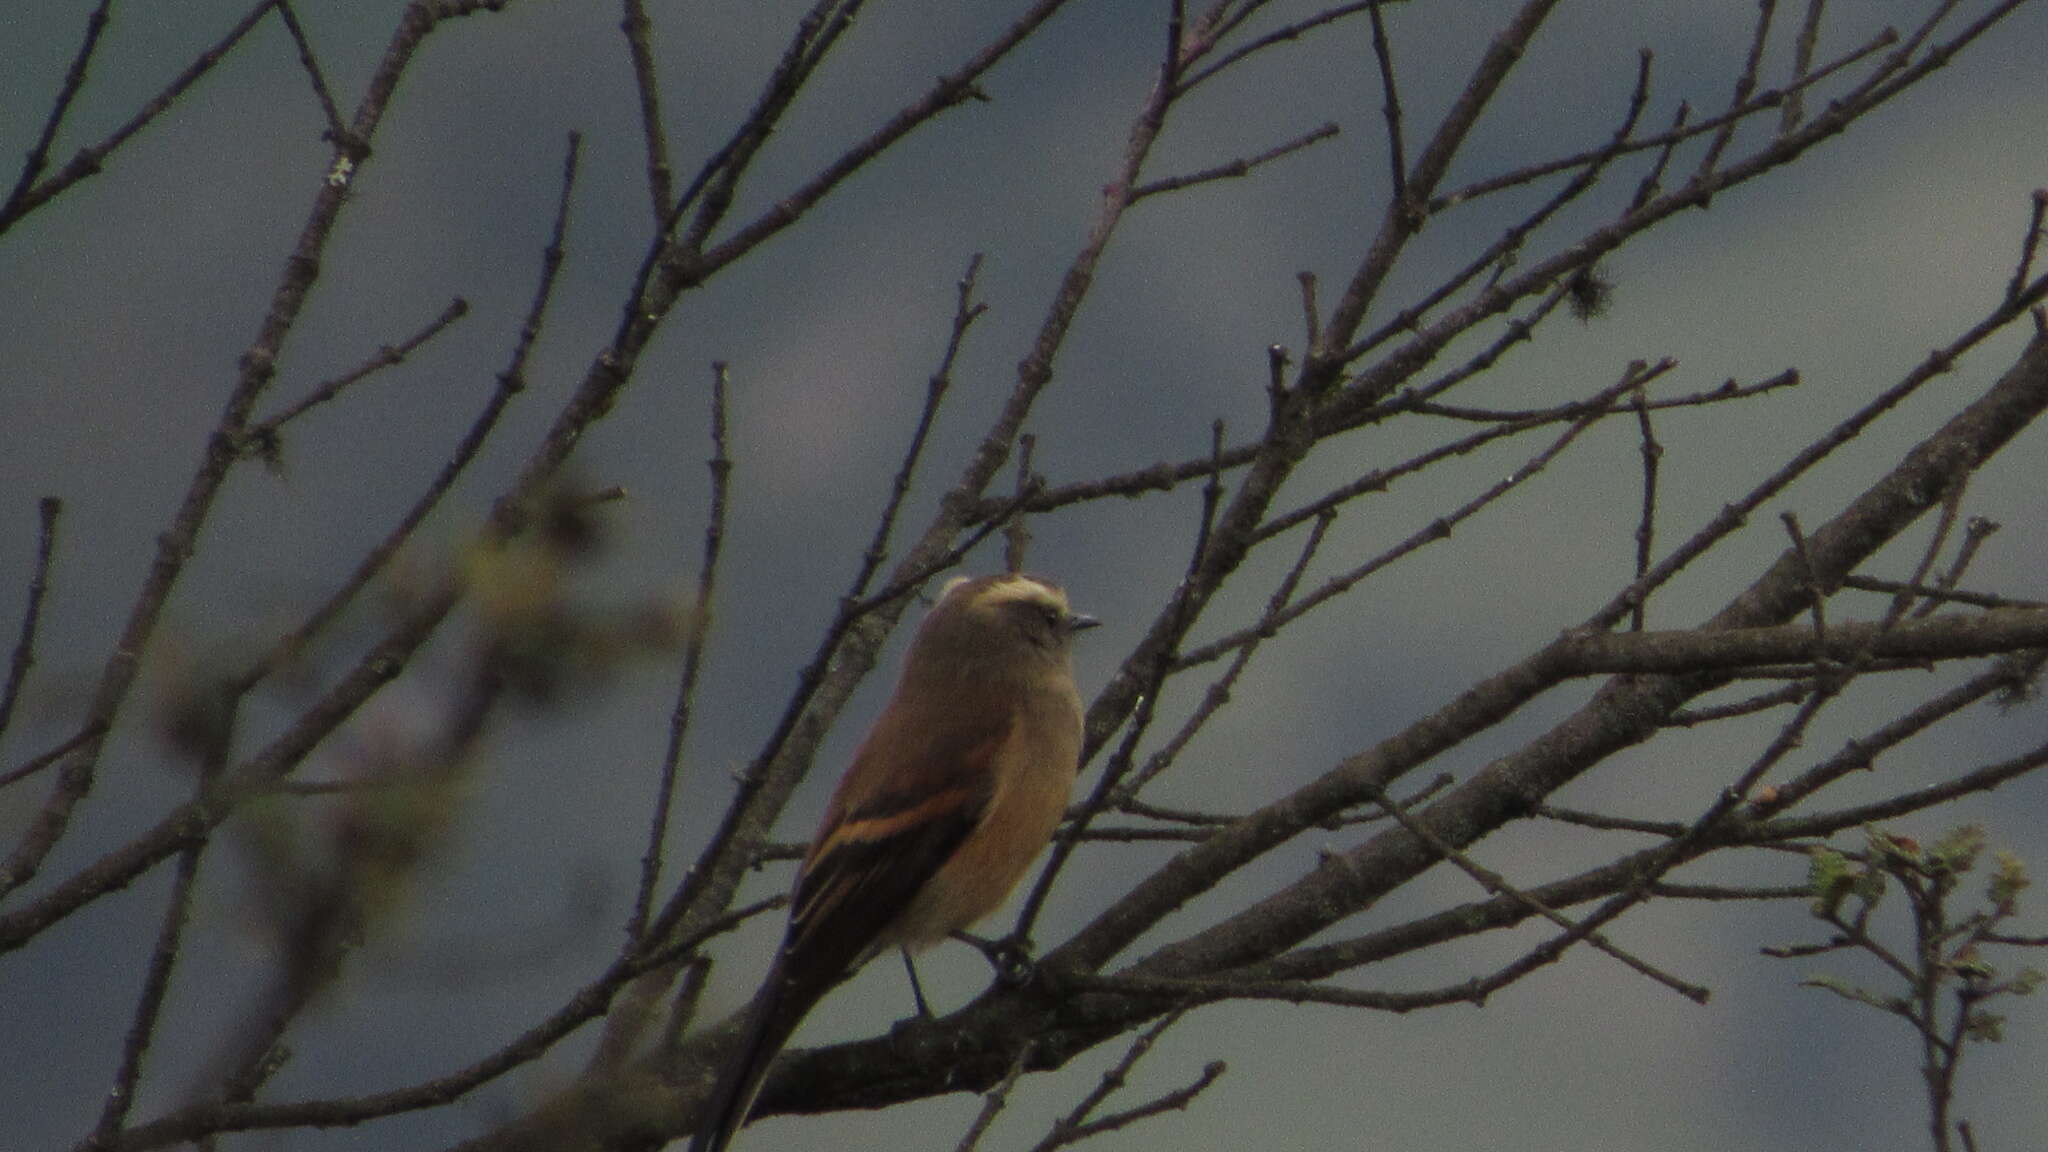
[1056,330,2048,984]
[1841,575,2043,611]
[248,298,472,441]
[1630,384,1662,629]
[273,0,348,146]
[1186,360,1668,668]
[952,1042,1032,1152]
[0,0,281,232]
[1433,24,1896,216]
[88,846,207,1147]
[1779,0,1828,134]
[1365,1,1409,215]
[1177,1,1379,93]
[228,130,581,701]
[1914,515,2002,618]
[0,0,522,904]
[0,497,61,744]
[1696,0,1779,179]
[620,0,676,223]
[2009,189,2048,308]
[1029,1014,1224,1150]
[627,362,733,944]
[1129,121,1339,201]
[1366,779,1710,1003]
[1318,0,1565,367]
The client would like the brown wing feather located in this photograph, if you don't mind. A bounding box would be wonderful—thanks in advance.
[783,780,984,991]
[686,709,1008,1152]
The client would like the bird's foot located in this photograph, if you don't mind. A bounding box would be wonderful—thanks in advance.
[954,930,1038,989]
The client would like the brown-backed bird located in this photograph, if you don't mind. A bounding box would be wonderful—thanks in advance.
[687,573,1097,1152]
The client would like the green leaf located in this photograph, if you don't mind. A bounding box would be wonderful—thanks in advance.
[1949,947,1995,982]
[1963,1009,2006,1043]
[1989,851,2031,908]
[1851,865,1887,914]
[1869,828,1924,868]
[1932,824,1987,874]
[1801,974,1898,1014]
[1809,848,1859,916]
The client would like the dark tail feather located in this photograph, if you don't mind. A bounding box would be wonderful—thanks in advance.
[687,962,819,1152]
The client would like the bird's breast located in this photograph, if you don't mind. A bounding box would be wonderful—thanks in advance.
[884,689,1081,950]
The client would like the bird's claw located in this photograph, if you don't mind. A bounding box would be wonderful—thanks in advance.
[989,936,1037,988]
[952,930,1038,989]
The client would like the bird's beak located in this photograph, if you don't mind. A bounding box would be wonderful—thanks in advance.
[1067,612,1102,632]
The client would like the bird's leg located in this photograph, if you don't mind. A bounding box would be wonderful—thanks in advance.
[899,948,935,1018]
[951,930,1037,988]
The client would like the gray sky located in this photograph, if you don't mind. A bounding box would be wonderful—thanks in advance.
[5,2,2048,1149]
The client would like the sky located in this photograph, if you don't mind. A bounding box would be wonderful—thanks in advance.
[4,1,2048,1150]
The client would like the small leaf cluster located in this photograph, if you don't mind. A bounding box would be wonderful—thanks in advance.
[1769,825,2046,1150]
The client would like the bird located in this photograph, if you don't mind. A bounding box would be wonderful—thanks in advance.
[687,572,1098,1152]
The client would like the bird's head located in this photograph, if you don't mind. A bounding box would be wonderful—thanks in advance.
[918,573,1099,670]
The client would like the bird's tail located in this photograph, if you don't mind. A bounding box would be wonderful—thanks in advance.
[686,961,815,1152]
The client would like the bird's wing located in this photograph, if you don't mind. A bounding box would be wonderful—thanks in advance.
[780,717,1006,993]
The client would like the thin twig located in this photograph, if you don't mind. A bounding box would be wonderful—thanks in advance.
[0,726,101,792]
[104,892,782,1151]
[1367,781,1709,1002]
[628,363,733,944]
[1177,1,1378,94]
[1016,417,1230,940]
[1751,656,2029,820]
[1840,575,2042,611]
[1297,271,1321,352]
[1108,509,1333,808]
[1004,435,1038,572]
[228,133,582,700]
[1535,806,1688,837]
[0,0,518,903]
[1028,1011,1216,1152]
[1365,1,1409,215]
[1630,385,1661,630]
[248,297,472,440]
[1129,121,1339,200]
[1664,682,1811,727]
[1320,0,1569,366]
[1589,260,2048,633]
[657,956,713,1056]
[986,366,1793,524]
[0,0,121,225]
[1348,44,1652,363]
[1780,512,1830,651]
[273,0,348,146]
[1162,0,1186,90]
[1881,474,1966,631]
[653,0,1069,303]
[854,253,984,598]
[1762,738,2048,842]
[0,497,62,743]
[0,0,282,231]
[1435,25,1895,215]
[1779,0,1827,134]
[1629,99,1689,213]
[1913,515,1999,618]
[2008,190,2048,307]
[620,0,676,223]
[89,844,209,1147]
[952,1042,1034,1152]
[1186,361,1668,669]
